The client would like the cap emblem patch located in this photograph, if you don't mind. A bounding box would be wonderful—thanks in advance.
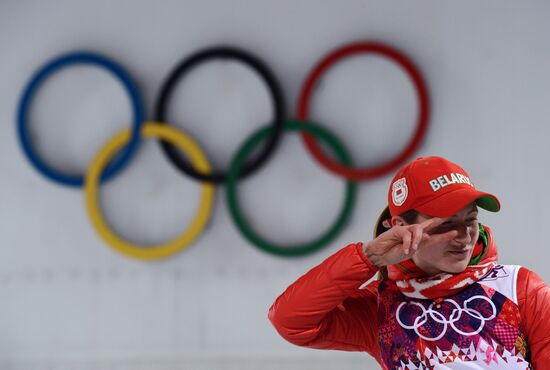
[392,178,408,206]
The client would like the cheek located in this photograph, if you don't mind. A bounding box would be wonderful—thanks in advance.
[415,244,446,262]
[470,228,479,244]
[471,226,479,244]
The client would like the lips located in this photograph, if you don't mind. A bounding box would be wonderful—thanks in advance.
[448,249,470,257]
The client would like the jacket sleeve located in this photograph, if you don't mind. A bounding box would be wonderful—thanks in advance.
[517,267,550,368]
[268,242,381,363]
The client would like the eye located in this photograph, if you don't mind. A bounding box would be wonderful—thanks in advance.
[433,221,454,233]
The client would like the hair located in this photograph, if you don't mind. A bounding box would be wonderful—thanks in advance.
[399,209,420,224]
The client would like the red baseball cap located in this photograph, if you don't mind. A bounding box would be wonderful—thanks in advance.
[374,156,500,236]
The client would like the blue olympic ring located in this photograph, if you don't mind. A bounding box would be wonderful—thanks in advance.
[17,51,145,187]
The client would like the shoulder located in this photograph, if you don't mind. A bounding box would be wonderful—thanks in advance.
[516,266,549,304]
[478,264,522,304]
[481,265,550,306]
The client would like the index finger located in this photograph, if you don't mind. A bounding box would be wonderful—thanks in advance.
[419,217,446,233]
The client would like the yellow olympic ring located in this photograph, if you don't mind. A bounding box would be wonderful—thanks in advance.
[84,122,215,260]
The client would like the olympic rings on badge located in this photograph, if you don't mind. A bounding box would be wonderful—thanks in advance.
[17,51,145,187]
[17,41,430,260]
[296,41,430,181]
[155,46,285,184]
[85,122,215,260]
[226,119,357,257]
[396,295,497,341]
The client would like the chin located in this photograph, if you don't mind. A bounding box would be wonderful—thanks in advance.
[441,262,469,274]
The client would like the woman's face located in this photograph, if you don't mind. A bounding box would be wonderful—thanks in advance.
[396,203,480,275]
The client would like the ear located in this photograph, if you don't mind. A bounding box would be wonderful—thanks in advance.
[391,216,407,227]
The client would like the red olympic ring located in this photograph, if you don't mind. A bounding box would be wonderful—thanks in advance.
[296,41,430,181]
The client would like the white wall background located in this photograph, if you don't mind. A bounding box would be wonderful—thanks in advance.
[1,1,549,369]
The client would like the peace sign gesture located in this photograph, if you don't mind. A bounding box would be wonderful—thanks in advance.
[364,217,458,267]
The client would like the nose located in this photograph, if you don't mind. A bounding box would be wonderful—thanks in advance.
[453,223,472,245]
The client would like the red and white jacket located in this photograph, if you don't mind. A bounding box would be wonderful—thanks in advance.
[269,242,550,369]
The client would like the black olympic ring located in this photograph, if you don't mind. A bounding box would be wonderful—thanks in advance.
[154,46,286,184]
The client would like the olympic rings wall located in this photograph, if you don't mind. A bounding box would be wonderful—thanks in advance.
[17,41,431,260]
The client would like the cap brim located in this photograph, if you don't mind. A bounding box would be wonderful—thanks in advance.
[415,188,500,218]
